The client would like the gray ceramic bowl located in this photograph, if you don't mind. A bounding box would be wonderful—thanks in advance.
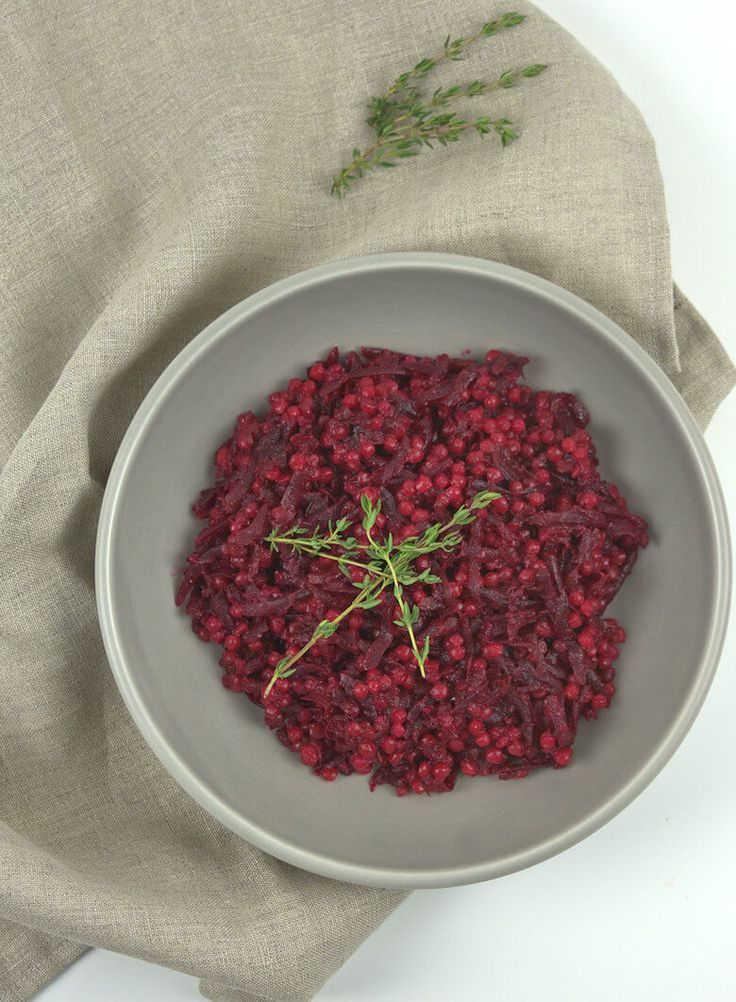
[96,253,730,889]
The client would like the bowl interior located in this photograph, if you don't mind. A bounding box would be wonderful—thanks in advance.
[99,256,727,888]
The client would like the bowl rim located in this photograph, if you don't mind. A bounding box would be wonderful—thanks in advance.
[95,251,731,889]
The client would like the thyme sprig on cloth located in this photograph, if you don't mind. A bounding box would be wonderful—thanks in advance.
[331,12,546,195]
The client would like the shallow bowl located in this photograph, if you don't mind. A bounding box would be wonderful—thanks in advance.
[96,253,730,888]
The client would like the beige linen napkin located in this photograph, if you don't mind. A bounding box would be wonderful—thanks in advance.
[0,2,733,1000]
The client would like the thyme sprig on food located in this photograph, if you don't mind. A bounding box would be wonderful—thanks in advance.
[331,12,547,195]
[266,518,378,577]
[262,489,500,696]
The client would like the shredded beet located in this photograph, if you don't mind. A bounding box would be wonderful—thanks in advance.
[177,348,648,795]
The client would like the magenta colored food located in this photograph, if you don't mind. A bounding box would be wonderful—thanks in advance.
[177,348,648,795]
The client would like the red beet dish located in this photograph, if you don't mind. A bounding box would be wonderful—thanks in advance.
[176,348,648,795]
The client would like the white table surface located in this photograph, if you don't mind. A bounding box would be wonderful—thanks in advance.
[34,1,736,999]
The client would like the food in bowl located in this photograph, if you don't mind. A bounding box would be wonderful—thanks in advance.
[176,346,648,795]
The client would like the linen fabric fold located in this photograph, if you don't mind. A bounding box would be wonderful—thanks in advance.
[0,2,732,1000]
